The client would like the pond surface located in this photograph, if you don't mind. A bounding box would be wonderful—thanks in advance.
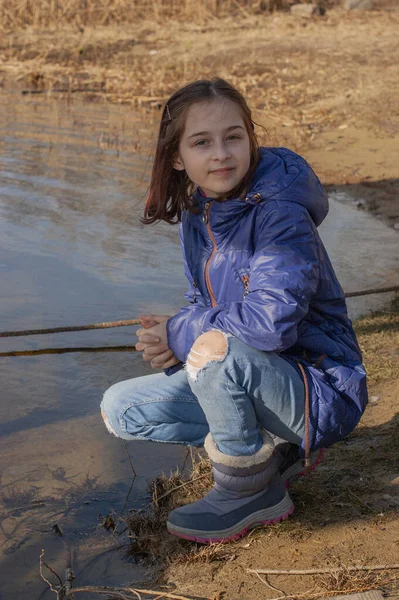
[0,92,398,599]
[0,93,189,599]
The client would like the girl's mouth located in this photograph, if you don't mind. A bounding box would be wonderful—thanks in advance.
[210,167,235,175]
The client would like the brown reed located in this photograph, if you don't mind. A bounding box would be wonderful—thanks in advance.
[0,0,335,31]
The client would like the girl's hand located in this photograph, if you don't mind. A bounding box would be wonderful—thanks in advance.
[136,316,169,348]
[139,314,171,331]
[146,347,181,370]
[136,314,180,369]
[137,314,170,341]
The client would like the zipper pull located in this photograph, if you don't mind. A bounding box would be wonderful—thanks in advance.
[192,281,197,304]
[202,202,210,224]
[241,274,249,297]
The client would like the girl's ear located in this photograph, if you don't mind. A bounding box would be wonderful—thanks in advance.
[173,154,185,171]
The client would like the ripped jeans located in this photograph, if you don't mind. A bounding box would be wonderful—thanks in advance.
[101,334,305,456]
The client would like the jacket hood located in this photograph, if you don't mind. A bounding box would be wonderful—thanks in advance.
[248,147,329,227]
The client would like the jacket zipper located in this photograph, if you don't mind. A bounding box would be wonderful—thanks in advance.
[241,274,249,297]
[203,201,218,308]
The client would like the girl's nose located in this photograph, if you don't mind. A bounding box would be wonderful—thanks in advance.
[213,141,231,161]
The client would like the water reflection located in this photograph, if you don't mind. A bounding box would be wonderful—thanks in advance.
[0,93,187,598]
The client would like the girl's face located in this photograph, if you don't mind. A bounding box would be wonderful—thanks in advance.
[173,98,251,199]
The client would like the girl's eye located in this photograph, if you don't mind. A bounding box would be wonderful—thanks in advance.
[194,139,209,147]
[226,135,241,141]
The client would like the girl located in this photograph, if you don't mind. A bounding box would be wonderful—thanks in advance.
[101,78,368,544]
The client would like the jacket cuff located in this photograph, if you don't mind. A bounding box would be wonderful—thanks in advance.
[164,362,184,376]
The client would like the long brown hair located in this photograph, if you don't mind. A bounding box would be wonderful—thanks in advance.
[142,78,259,224]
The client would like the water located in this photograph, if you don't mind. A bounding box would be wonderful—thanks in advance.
[0,92,398,599]
[0,93,189,599]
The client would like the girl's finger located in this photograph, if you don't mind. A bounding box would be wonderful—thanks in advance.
[141,344,169,356]
[140,320,158,329]
[139,315,160,328]
[136,341,162,351]
[136,331,160,343]
[136,342,162,352]
[140,314,170,324]
[150,349,173,368]
[142,349,168,363]
[159,356,181,369]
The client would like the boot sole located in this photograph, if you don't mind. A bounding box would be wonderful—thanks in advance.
[166,491,294,544]
[282,448,325,487]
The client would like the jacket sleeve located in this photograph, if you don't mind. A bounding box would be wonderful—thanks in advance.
[167,205,320,362]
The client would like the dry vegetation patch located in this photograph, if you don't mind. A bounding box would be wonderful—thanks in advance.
[1,10,398,149]
[0,0,343,31]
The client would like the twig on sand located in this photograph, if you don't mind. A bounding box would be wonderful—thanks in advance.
[247,564,399,575]
[256,582,397,600]
[255,571,287,595]
[39,549,62,598]
[65,585,198,599]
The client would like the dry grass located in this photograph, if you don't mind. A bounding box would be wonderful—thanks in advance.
[124,452,214,563]
[305,559,398,600]
[0,0,342,31]
[313,562,395,593]
[355,295,399,385]
[1,8,397,163]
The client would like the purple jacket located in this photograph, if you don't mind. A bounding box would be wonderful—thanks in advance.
[166,147,368,451]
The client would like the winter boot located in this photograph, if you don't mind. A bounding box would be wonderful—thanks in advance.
[167,431,294,544]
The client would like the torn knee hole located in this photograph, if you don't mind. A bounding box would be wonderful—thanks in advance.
[101,409,118,437]
[186,330,229,381]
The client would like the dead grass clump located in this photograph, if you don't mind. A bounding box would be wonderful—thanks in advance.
[125,453,213,563]
[0,0,315,31]
[313,562,395,595]
[0,0,346,32]
[354,295,399,385]
[150,452,213,514]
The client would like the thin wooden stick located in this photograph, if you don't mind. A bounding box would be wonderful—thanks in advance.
[71,588,136,599]
[70,586,197,599]
[255,572,287,595]
[247,564,399,575]
[0,346,137,357]
[0,319,141,338]
[1,282,398,339]
[256,581,397,600]
[123,440,137,477]
[345,284,399,298]
[39,549,61,599]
